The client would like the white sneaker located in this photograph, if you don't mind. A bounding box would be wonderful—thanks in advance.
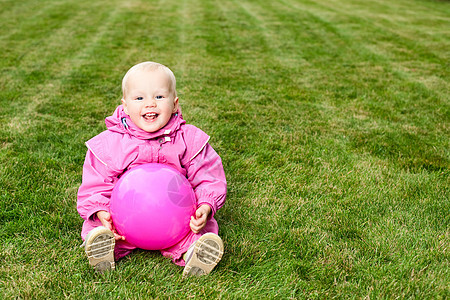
[182,233,224,277]
[84,226,115,272]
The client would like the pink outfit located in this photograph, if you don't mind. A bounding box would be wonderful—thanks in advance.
[77,105,226,266]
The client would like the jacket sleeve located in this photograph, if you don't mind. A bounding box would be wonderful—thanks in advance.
[76,149,117,221]
[185,143,227,217]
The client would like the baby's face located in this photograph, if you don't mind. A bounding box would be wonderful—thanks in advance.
[122,69,178,133]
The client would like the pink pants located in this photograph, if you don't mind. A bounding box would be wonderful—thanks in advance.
[81,217,219,266]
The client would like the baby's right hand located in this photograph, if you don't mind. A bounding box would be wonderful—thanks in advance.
[96,210,125,241]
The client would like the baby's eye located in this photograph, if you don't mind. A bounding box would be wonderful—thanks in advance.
[155,95,164,100]
[136,96,144,101]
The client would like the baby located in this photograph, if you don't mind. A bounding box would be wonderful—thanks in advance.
[77,62,226,276]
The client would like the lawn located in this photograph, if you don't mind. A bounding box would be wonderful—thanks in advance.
[0,0,448,298]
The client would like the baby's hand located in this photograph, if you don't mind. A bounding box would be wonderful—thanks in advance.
[190,204,212,234]
[96,210,126,241]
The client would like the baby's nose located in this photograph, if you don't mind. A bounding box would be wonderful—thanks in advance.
[145,97,157,107]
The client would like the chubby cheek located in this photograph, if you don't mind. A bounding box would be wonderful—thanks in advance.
[123,103,140,117]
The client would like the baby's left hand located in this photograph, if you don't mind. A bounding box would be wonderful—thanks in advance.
[190,204,212,234]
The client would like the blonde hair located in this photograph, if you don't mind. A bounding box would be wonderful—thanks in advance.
[122,61,177,97]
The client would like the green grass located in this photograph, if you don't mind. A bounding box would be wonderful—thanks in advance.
[0,0,449,298]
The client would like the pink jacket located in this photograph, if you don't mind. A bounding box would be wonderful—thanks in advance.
[77,105,227,225]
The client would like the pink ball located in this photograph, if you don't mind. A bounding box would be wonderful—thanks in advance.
[110,163,196,250]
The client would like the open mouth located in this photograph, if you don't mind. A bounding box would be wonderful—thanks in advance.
[143,112,158,120]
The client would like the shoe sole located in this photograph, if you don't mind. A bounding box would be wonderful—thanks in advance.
[183,233,224,277]
[85,227,115,272]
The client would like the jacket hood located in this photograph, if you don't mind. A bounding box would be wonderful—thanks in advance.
[105,105,186,140]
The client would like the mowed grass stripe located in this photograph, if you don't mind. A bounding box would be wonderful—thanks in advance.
[0,1,128,178]
[283,0,449,95]
[293,0,449,77]
[0,0,123,117]
[0,0,59,42]
[0,0,79,93]
[0,1,99,68]
[3,1,123,79]
[267,0,450,171]
[322,0,450,33]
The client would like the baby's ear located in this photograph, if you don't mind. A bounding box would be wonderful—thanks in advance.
[121,98,129,115]
[172,97,179,113]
